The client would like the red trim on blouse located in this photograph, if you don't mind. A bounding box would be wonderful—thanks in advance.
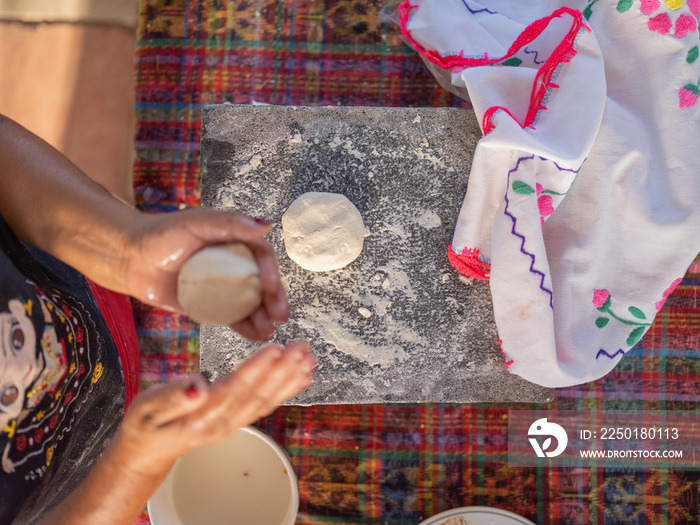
[86,280,139,412]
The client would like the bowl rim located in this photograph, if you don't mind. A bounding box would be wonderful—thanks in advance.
[418,506,537,525]
[147,425,299,525]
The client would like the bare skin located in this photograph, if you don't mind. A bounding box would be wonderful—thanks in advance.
[38,342,316,525]
[0,114,316,524]
[0,114,287,341]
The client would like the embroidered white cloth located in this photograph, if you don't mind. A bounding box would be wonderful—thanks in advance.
[399,0,700,387]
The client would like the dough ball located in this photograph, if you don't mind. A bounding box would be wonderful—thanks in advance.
[177,244,262,326]
[282,192,364,272]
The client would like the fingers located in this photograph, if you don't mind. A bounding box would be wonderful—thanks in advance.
[182,208,290,336]
[233,341,315,402]
[247,238,280,293]
[223,343,286,387]
[180,208,274,244]
[248,237,289,322]
[195,345,288,427]
[118,342,316,469]
[264,342,316,401]
[249,307,275,339]
[230,318,263,342]
[126,375,210,430]
[231,308,275,342]
[262,277,289,324]
[212,342,316,419]
[229,300,287,342]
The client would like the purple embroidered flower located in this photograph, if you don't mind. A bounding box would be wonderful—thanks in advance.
[593,289,610,309]
[655,277,683,311]
[679,85,699,108]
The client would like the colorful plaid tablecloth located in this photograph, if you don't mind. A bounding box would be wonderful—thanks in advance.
[133,1,700,523]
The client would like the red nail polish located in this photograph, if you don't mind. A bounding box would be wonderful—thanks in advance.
[185,385,199,398]
[254,217,274,225]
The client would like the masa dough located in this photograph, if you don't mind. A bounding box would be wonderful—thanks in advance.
[282,192,364,272]
[177,244,262,326]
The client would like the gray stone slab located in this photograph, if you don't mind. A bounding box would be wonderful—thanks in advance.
[199,104,553,405]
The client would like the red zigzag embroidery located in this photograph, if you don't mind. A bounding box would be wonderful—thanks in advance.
[398,2,590,133]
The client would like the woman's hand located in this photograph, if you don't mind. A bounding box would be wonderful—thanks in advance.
[112,341,316,478]
[0,117,284,340]
[37,342,316,525]
[124,208,288,341]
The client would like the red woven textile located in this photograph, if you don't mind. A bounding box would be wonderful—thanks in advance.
[133,2,700,523]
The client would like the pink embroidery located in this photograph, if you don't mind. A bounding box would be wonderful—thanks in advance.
[536,183,555,221]
[593,289,651,347]
[398,2,589,134]
[592,0,698,111]
[674,13,698,36]
[482,107,527,131]
[592,289,610,309]
[641,0,661,14]
[447,245,491,280]
[500,341,514,370]
[679,85,699,107]
[655,277,683,311]
[688,0,700,19]
[648,12,673,33]
[505,157,555,308]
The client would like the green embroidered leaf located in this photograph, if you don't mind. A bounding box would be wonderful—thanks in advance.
[512,181,536,195]
[627,326,646,347]
[595,317,610,328]
[502,57,522,67]
[688,46,699,65]
[583,0,601,19]
[616,0,633,12]
[597,295,612,313]
[684,84,700,96]
[628,306,647,320]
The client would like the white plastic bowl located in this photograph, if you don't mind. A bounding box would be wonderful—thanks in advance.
[419,506,537,525]
[148,426,299,525]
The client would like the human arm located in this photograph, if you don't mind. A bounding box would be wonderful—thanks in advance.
[35,341,316,525]
[0,114,286,340]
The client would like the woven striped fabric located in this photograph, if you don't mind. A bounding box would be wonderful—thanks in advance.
[133,1,700,523]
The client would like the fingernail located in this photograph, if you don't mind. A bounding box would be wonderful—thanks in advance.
[253,217,274,225]
[185,384,199,398]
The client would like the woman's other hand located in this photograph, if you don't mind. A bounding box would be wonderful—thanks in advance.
[113,341,315,478]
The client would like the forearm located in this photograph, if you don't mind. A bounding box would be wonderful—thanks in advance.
[36,430,173,525]
[0,114,140,293]
[36,342,315,525]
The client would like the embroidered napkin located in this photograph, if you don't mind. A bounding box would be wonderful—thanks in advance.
[399,0,700,387]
